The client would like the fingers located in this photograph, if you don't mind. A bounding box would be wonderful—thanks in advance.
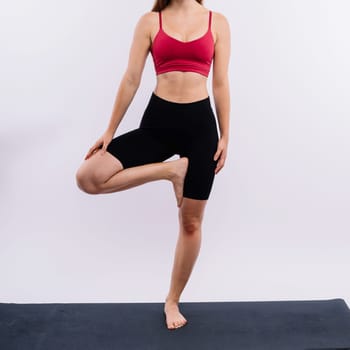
[84,141,102,160]
[215,156,225,174]
[214,149,227,174]
[213,148,221,162]
[83,131,114,160]
[100,141,108,155]
[213,138,228,174]
[84,148,95,160]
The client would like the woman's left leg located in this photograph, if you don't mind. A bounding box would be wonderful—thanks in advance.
[164,197,207,329]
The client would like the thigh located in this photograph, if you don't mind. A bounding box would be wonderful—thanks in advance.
[106,128,175,169]
[181,131,219,201]
[76,148,123,184]
[176,98,219,201]
[182,151,217,201]
[179,197,207,223]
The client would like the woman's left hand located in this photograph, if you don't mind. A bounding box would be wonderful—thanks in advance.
[213,136,228,174]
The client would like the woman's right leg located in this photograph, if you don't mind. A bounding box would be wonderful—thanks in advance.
[75,150,188,207]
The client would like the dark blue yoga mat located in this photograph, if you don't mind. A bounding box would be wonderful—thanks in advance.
[1,298,350,350]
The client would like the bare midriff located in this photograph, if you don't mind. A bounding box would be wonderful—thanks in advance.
[153,71,209,103]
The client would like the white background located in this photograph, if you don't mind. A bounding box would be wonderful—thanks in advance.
[1,0,349,304]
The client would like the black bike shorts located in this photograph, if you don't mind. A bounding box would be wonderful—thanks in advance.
[106,92,219,200]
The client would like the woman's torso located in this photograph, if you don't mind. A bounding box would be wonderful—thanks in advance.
[149,8,217,103]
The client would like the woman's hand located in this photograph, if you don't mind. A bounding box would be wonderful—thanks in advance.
[213,136,228,174]
[84,130,114,160]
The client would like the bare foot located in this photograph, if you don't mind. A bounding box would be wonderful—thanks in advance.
[164,300,188,330]
[169,157,189,207]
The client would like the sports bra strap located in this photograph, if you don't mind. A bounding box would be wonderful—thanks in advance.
[151,9,214,77]
[159,11,162,30]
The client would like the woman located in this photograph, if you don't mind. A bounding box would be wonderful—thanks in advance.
[75,0,230,330]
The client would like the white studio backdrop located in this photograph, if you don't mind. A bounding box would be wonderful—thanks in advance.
[1,0,349,304]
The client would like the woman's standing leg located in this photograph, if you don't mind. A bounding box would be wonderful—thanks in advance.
[164,197,207,329]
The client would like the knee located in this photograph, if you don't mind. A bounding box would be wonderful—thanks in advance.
[75,168,100,194]
[179,214,202,234]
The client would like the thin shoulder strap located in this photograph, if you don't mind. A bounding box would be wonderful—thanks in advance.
[208,10,212,30]
[158,11,163,30]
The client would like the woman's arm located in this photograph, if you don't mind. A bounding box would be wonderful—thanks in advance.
[212,12,231,174]
[105,12,154,136]
[85,12,154,159]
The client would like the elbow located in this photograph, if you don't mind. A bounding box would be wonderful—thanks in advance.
[124,71,141,89]
[212,75,229,91]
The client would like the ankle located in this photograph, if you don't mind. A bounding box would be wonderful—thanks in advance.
[165,296,180,304]
[164,161,176,182]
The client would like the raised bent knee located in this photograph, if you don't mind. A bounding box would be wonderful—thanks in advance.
[75,169,100,194]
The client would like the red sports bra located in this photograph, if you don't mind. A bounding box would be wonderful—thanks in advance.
[150,10,214,77]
